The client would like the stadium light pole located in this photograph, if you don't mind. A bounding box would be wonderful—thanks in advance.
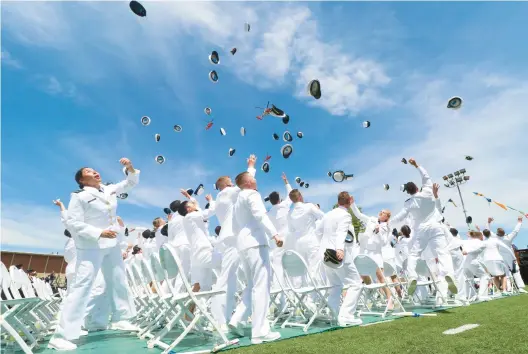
[442,168,471,228]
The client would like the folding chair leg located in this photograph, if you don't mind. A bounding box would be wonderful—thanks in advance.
[1,319,33,354]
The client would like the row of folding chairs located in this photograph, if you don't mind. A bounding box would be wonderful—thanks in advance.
[1,262,63,354]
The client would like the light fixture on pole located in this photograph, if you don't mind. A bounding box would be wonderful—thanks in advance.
[443,168,471,227]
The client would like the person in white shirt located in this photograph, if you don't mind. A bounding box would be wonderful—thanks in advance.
[460,231,490,300]
[390,159,457,296]
[49,158,140,351]
[166,199,192,292]
[210,154,257,331]
[228,170,283,345]
[152,217,168,252]
[141,229,157,260]
[287,188,325,280]
[177,191,216,292]
[487,216,525,291]
[350,198,394,307]
[316,191,362,326]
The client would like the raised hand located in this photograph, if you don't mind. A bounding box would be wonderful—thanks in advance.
[433,183,440,198]
[488,217,494,224]
[180,188,191,199]
[408,158,418,167]
[205,194,213,202]
[247,154,256,168]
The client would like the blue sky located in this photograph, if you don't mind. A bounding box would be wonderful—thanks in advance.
[1,1,528,254]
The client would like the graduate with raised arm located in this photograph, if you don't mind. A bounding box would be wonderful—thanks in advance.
[390,158,457,296]
[210,154,257,331]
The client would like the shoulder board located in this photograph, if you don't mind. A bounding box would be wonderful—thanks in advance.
[72,189,84,194]
[405,198,411,202]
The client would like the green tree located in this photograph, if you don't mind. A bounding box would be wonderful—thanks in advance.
[333,204,366,241]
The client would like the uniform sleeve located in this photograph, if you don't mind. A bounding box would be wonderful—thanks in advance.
[391,204,411,224]
[247,191,278,238]
[315,217,324,239]
[200,200,217,219]
[111,169,140,195]
[60,210,69,229]
[279,183,294,208]
[336,213,352,251]
[435,198,443,214]
[505,222,522,243]
[418,166,433,193]
[311,204,325,220]
[467,242,486,255]
[247,166,256,178]
[350,203,370,223]
[66,193,102,242]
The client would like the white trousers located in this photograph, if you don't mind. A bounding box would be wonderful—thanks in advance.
[210,246,240,326]
[324,263,362,321]
[229,245,271,338]
[407,223,454,279]
[54,246,135,340]
[463,260,489,298]
[450,249,467,300]
[83,271,110,329]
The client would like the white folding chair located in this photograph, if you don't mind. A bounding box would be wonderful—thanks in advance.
[155,244,239,354]
[281,250,336,332]
[354,255,405,318]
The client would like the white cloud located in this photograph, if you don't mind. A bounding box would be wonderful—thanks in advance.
[1,2,391,116]
[303,69,528,242]
[1,50,22,69]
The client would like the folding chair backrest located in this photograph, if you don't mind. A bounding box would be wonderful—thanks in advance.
[159,244,181,281]
[150,253,167,283]
[415,259,431,277]
[282,250,308,278]
[1,262,14,300]
[354,255,379,278]
[141,258,164,295]
[383,262,397,277]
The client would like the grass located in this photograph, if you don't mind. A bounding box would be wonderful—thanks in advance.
[228,294,528,354]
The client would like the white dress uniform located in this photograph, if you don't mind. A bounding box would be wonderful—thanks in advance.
[55,170,139,341]
[287,202,325,278]
[461,238,489,299]
[182,198,216,290]
[391,166,455,282]
[154,227,168,253]
[480,237,508,276]
[61,210,77,294]
[210,167,256,328]
[351,203,390,268]
[342,224,361,287]
[487,221,524,289]
[229,189,278,339]
[316,206,362,325]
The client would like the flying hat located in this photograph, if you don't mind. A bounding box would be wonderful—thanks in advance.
[186,188,194,196]
[213,183,218,190]
[401,158,407,164]
[447,96,463,109]
[331,171,353,182]
[209,51,220,65]
[300,181,305,187]
[173,124,182,132]
[281,144,293,159]
[220,128,226,136]
[466,216,473,224]
[384,184,390,191]
[295,177,301,184]
[163,207,172,215]
[229,148,236,157]
[209,70,219,83]
[129,0,147,17]
[64,229,72,238]
[282,115,290,124]
[307,79,321,99]
[230,48,237,55]
[327,171,332,177]
[272,133,279,140]
[262,162,270,173]
[304,183,309,188]
[264,196,270,202]
[117,193,128,199]
[141,116,151,126]
[297,132,303,139]
[244,22,250,32]
[362,121,371,128]
[283,131,293,142]
[194,184,204,196]
[155,155,165,164]
[465,155,474,161]
[204,107,212,115]
[240,127,246,136]
[155,133,160,142]
[205,203,210,209]
[125,228,129,236]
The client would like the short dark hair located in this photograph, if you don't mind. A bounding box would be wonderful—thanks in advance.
[482,229,491,237]
[64,229,72,238]
[161,224,168,236]
[449,228,458,236]
[142,229,152,239]
[132,246,141,255]
[401,225,411,237]
[403,182,418,195]
[75,167,88,189]
[169,200,181,213]
[337,191,351,206]
[178,201,189,217]
[215,226,221,236]
[496,228,505,237]
[269,191,280,205]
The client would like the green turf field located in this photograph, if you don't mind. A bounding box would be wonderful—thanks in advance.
[228,294,528,354]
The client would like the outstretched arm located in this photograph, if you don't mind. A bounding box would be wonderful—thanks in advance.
[279,173,293,208]
[350,197,370,224]
[505,217,523,243]
[112,158,140,195]
[409,158,433,192]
